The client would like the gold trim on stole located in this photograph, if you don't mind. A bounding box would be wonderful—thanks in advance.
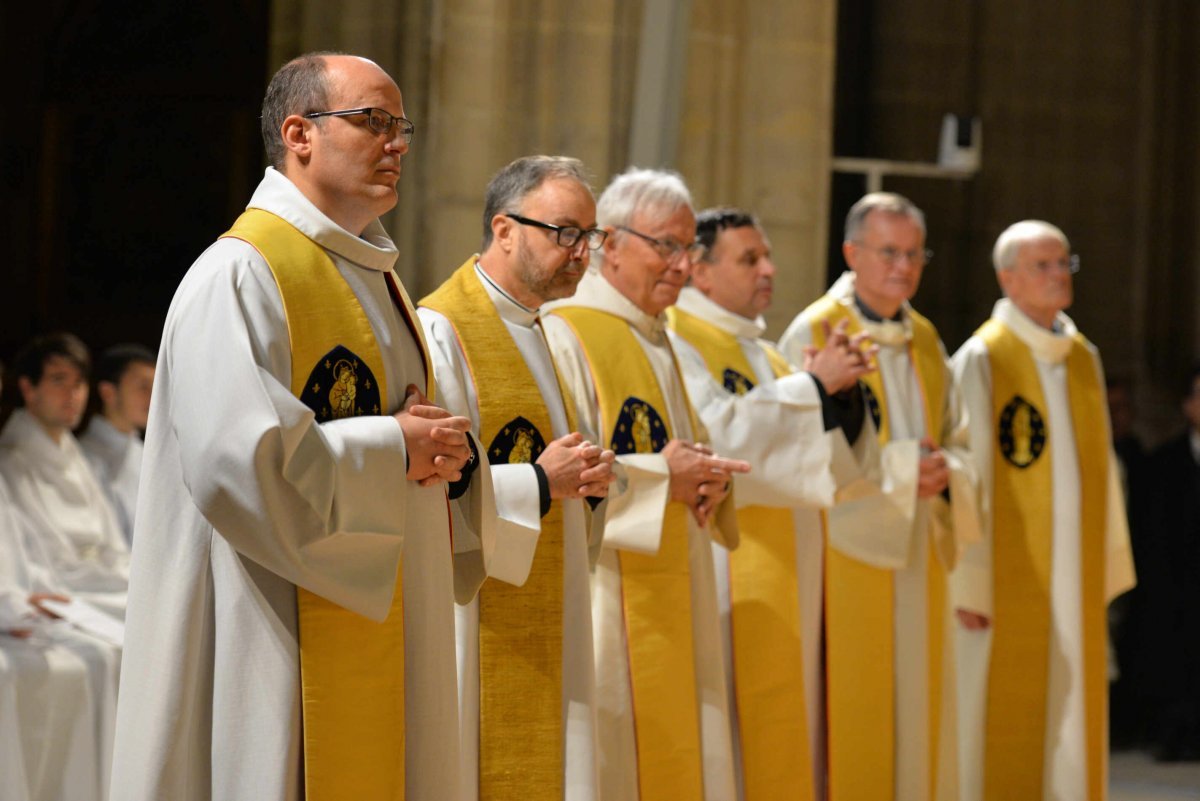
[550,306,704,801]
[667,306,815,801]
[421,258,567,800]
[977,319,1108,799]
[222,208,413,800]
[806,295,947,800]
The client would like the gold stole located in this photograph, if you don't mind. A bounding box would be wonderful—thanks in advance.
[666,306,814,801]
[977,319,1108,800]
[805,295,946,800]
[421,258,570,800]
[550,306,705,801]
[222,208,434,801]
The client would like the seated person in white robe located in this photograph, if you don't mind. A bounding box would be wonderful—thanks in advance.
[109,53,484,801]
[80,343,155,547]
[0,333,128,605]
[1,425,121,801]
[419,154,616,801]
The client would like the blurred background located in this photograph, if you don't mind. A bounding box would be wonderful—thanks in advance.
[2,0,1196,441]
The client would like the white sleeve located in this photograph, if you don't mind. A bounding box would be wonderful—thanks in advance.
[542,314,670,555]
[949,336,996,617]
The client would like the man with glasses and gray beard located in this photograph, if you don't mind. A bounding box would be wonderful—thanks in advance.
[779,192,981,801]
[951,220,1134,801]
[418,155,616,801]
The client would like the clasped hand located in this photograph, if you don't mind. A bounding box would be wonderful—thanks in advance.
[395,384,473,487]
[537,432,617,499]
[664,439,751,527]
[801,318,878,394]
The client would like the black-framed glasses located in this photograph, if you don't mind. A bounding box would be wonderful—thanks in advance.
[853,243,933,266]
[617,225,706,264]
[303,107,415,144]
[504,213,608,250]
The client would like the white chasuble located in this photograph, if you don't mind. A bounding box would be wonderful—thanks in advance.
[951,299,1134,801]
[110,168,488,801]
[419,259,600,801]
[542,269,738,801]
[778,271,981,801]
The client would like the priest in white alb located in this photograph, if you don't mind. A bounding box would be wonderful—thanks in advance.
[542,167,751,801]
[779,192,981,801]
[667,206,876,801]
[418,155,616,801]
[951,220,1135,801]
[109,53,486,801]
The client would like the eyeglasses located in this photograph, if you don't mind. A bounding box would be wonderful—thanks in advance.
[617,225,706,264]
[854,243,933,266]
[303,107,415,145]
[505,213,608,250]
[1027,254,1081,275]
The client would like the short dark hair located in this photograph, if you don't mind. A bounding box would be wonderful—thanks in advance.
[480,156,591,251]
[95,343,156,387]
[12,332,91,390]
[695,207,759,261]
[260,52,342,170]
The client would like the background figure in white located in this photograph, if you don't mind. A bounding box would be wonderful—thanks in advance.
[80,343,155,546]
[1,432,121,801]
[0,333,128,614]
[951,220,1135,801]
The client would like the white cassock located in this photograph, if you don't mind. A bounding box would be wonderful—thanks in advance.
[109,168,488,801]
[778,271,979,801]
[419,262,601,801]
[80,416,144,546]
[670,287,877,800]
[542,269,738,801]
[950,299,1135,801]
[0,477,122,801]
[0,410,129,616]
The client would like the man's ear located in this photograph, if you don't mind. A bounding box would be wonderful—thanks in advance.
[841,239,858,270]
[97,381,117,410]
[492,214,515,253]
[995,267,1014,297]
[280,115,313,161]
[690,258,713,293]
[16,376,34,405]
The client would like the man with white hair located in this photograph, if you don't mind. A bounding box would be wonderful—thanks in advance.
[951,220,1135,800]
[541,168,751,801]
[778,192,980,801]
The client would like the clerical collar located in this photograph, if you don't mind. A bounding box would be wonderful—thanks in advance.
[675,286,766,340]
[473,260,538,316]
[545,269,667,343]
[991,298,1077,364]
[853,294,903,323]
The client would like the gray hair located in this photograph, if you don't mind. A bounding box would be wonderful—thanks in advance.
[594,168,694,265]
[844,192,926,242]
[260,52,343,170]
[992,220,1070,272]
[481,155,592,251]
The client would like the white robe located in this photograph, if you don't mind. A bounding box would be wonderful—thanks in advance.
[0,409,129,603]
[109,168,487,801]
[670,287,874,801]
[778,271,979,801]
[419,262,600,801]
[80,416,144,547]
[542,270,738,801]
[0,477,122,801]
[950,299,1135,801]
